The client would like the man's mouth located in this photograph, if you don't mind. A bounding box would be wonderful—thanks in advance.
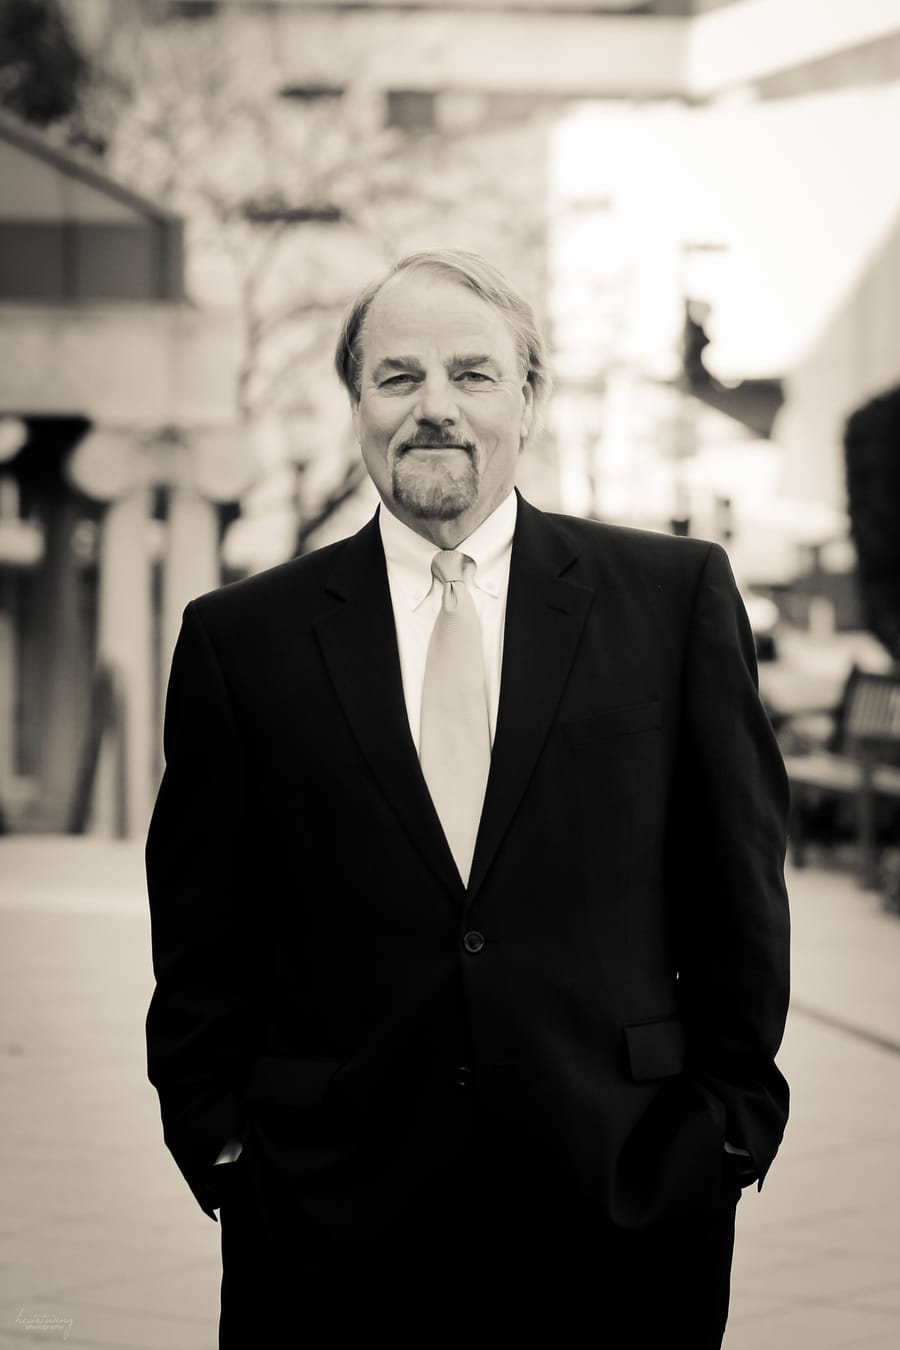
[399,440,471,454]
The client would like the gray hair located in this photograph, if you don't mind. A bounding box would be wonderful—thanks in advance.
[334,249,552,409]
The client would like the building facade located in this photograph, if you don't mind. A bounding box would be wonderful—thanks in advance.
[5,0,900,834]
[0,110,242,836]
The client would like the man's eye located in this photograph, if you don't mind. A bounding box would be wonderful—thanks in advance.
[381,373,417,387]
[456,371,490,382]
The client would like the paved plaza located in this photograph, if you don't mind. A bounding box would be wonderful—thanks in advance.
[1,837,899,1348]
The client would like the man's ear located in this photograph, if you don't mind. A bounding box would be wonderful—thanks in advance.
[519,380,535,449]
[350,396,362,445]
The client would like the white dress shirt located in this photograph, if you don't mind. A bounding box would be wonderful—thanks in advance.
[378,491,517,752]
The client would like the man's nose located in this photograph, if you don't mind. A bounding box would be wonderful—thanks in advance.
[414,375,458,426]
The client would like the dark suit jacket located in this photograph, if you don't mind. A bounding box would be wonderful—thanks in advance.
[146,495,790,1249]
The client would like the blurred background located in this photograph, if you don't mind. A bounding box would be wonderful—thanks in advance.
[2,3,900,1348]
[0,0,898,847]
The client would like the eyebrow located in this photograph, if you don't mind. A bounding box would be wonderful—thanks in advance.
[449,353,500,373]
[371,354,500,381]
[371,356,424,381]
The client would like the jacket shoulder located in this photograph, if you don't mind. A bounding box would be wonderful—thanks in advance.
[187,535,354,629]
[545,510,720,574]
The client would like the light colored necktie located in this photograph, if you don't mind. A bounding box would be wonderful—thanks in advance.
[419,550,491,886]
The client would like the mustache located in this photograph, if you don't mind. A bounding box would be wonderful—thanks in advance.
[396,430,476,454]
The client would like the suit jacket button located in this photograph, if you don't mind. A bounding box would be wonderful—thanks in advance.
[455,1066,472,1087]
[463,931,485,953]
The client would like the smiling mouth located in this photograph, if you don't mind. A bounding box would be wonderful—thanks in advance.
[402,443,468,452]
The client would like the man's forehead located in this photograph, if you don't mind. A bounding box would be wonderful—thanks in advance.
[364,270,516,352]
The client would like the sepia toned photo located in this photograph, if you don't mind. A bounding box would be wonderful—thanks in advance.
[1,2,899,1347]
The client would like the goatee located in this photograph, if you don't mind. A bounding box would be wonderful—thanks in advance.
[392,447,479,521]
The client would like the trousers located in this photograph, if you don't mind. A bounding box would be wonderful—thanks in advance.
[217,1167,741,1348]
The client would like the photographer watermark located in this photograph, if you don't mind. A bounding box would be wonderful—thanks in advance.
[15,1308,73,1341]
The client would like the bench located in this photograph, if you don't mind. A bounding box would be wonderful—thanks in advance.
[783,666,900,887]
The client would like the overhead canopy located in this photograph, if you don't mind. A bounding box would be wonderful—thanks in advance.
[0,111,239,429]
[0,110,184,303]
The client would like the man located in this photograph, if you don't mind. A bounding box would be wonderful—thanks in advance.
[146,250,790,1347]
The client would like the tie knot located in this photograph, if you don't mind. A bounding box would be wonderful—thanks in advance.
[431,550,474,586]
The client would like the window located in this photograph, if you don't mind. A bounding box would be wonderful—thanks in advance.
[385,91,437,133]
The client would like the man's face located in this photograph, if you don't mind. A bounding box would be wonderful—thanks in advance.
[352,271,534,543]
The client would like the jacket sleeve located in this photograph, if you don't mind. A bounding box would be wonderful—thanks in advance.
[145,600,257,1217]
[668,543,791,1188]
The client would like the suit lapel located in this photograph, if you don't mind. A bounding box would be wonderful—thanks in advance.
[466,497,594,903]
[313,515,463,901]
[313,499,593,905]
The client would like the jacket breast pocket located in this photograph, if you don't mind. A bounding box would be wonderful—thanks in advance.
[243,1055,344,1109]
[561,699,662,745]
[623,1017,685,1083]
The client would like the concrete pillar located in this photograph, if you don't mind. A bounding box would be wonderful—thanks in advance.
[0,576,13,831]
[33,494,94,830]
[93,487,153,839]
[161,485,220,690]
[0,479,17,827]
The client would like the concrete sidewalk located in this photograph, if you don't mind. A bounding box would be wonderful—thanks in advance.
[1,839,899,1348]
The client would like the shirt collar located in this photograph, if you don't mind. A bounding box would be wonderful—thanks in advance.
[378,491,518,611]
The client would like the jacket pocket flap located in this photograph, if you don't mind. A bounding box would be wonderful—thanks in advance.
[624,1018,685,1082]
[243,1056,343,1108]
